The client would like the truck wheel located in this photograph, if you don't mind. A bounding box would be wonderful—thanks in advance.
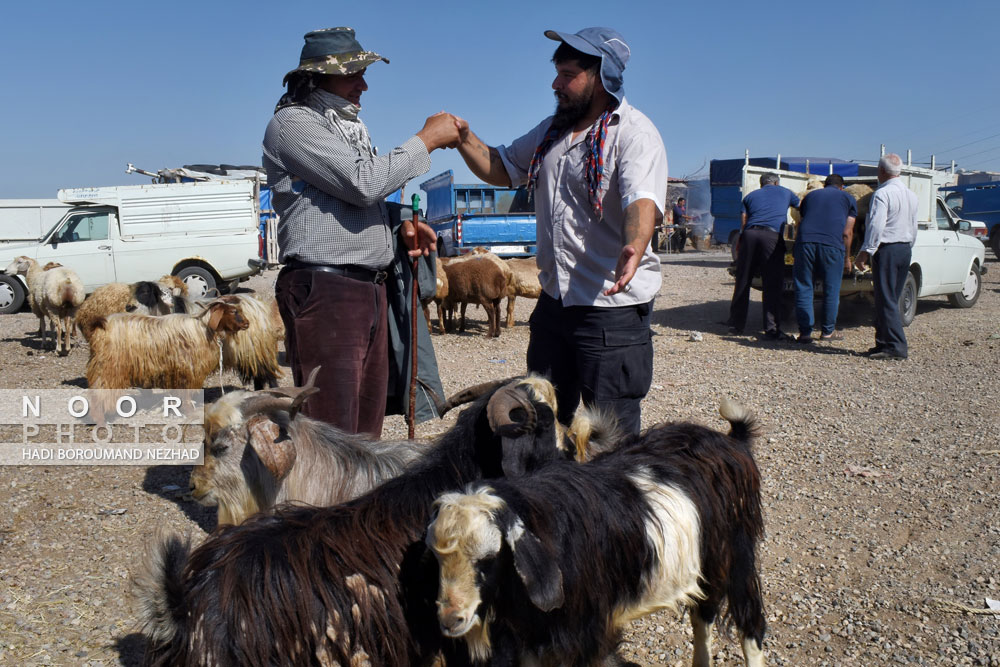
[898,271,918,327]
[729,230,740,261]
[176,266,217,299]
[991,231,1000,259]
[0,275,26,314]
[947,262,982,308]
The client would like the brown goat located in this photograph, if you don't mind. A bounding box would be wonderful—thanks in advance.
[86,301,249,389]
[502,257,542,327]
[422,258,450,334]
[441,257,506,337]
[191,373,430,526]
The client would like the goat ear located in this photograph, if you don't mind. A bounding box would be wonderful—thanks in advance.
[207,305,224,331]
[505,519,563,612]
[246,414,296,480]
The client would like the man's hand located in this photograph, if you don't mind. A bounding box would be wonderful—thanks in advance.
[853,250,870,273]
[400,219,437,257]
[603,245,641,296]
[454,114,470,144]
[416,112,462,151]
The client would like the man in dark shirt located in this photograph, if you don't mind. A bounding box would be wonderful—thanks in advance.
[670,197,692,252]
[726,173,800,338]
[792,173,857,343]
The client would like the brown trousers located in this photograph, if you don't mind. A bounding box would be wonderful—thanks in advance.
[275,267,388,437]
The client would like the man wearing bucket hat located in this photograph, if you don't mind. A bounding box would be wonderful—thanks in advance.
[263,27,460,436]
[451,27,667,435]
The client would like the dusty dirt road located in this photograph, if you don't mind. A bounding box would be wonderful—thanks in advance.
[0,249,998,665]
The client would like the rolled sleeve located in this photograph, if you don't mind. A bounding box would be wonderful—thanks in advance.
[273,109,430,208]
[497,119,550,187]
[617,120,668,214]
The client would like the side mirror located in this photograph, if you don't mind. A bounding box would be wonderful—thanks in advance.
[958,220,971,232]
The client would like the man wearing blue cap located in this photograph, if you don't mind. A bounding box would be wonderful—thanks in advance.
[452,28,667,434]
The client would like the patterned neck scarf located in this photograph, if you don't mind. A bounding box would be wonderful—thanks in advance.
[310,88,374,158]
[527,107,615,218]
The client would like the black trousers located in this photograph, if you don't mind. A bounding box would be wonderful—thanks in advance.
[872,242,911,357]
[728,226,786,333]
[671,226,688,252]
[526,292,653,435]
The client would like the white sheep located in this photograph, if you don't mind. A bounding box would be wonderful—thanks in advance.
[4,256,85,356]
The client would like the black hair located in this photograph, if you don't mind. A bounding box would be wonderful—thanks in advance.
[677,197,686,203]
[552,42,601,74]
[824,173,845,187]
[274,72,319,112]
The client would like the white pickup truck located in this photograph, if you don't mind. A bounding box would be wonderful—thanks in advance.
[0,180,263,314]
[731,161,987,326]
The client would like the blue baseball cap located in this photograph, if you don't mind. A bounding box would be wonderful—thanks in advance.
[544,27,630,103]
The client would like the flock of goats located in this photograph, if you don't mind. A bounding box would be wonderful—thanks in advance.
[4,252,769,666]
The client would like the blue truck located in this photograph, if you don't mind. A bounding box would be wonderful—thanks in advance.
[709,156,860,246]
[420,170,536,257]
[939,182,1000,258]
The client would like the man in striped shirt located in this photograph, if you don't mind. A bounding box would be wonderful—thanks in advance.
[263,27,460,435]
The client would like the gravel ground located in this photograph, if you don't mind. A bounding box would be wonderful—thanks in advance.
[0,248,998,666]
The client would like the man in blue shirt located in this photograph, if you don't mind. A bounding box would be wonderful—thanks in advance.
[726,173,800,338]
[792,174,857,343]
[670,197,692,252]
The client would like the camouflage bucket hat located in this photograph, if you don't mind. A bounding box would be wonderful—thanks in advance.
[283,27,389,84]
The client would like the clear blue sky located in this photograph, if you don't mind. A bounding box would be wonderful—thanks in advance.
[3,0,999,198]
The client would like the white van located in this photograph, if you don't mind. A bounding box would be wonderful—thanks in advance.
[0,180,262,313]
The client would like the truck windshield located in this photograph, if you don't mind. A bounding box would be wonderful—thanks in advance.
[944,193,963,216]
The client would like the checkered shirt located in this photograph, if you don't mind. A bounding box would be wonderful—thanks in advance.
[262,94,431,269]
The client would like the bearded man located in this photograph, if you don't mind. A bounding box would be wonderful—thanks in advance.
[452,27,667,434]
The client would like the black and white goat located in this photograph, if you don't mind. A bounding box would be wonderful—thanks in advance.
[135,376,569,667]
[426,399,766,667]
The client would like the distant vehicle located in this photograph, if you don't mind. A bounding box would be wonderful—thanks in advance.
[709,156,861,247]
[725,160,987,326]
[0,200,72,247]
[420,170,536,257]
[939,182,1000,257]
[0,180,262,314]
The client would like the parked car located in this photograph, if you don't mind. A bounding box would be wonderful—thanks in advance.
[0,180,262,314]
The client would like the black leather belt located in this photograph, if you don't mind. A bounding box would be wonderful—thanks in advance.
[285,259,388,284]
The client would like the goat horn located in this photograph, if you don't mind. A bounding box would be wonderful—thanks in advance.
[256,367,321,419]
[433,378,514,418]
[486,381,537,436]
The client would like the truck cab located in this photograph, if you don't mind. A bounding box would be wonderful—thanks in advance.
[939,182,1000,258]
[420,170,536,257]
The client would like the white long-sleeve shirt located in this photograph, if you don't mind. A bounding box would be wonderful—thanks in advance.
[861,177,918,255]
